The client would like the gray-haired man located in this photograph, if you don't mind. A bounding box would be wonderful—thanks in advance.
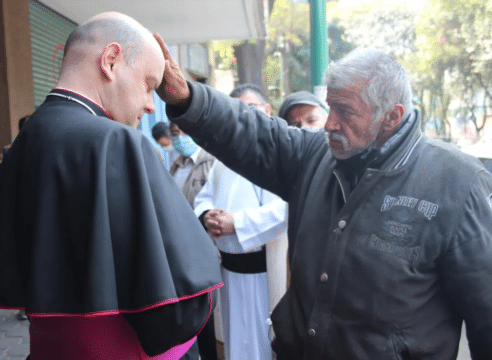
[156,41,492,359]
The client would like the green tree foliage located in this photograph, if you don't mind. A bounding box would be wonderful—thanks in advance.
[410,0,492,138]
[337,7,416,58]
[328,20,355,62]
[264,0,353,112]
[213,0,492,140]
[211,41,239,72]
[329,0,492,139]
[264,0,311,111]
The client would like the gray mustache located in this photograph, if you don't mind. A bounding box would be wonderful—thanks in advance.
[327,131,348,146]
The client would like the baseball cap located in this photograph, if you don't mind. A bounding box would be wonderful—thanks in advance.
[278,91,329,120]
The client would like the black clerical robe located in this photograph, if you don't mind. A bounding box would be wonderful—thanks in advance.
[0,89,223,357]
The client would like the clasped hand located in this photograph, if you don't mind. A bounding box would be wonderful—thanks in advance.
[204,209,236,238]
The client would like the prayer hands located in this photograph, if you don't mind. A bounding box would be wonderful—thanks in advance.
[204,209,236,238]
[153,33,191,107]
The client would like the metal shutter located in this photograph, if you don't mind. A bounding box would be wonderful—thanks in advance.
[28,0,77,107]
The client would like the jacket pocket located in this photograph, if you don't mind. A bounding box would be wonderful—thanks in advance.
[270,292,304,359]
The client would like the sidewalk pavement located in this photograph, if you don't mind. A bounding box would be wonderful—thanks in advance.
[0,310,29,360]
[0,309,472,360]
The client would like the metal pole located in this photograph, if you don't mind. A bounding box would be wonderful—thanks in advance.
[310,0,328,100]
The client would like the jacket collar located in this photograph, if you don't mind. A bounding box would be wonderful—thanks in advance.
[48,88,113,119]
[333,109,422,194]
[382,109,423,171]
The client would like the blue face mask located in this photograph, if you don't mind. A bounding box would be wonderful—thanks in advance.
[172,135,199,157]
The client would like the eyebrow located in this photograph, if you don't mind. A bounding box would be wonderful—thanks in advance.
[329,101,352,112]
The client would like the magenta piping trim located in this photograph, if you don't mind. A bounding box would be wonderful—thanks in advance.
[53,87,114,119]
[195,291,214,336]
[0,306,25,310]
[22,283,224,318]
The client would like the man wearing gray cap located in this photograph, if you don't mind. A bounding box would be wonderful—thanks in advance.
[278,91,328,128]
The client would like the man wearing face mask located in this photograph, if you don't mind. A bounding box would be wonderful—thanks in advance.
[151,121,178,170]
[169,123,215,208]
[168,122,218,360]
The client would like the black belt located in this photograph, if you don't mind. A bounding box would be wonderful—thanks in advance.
[219,248,267,274]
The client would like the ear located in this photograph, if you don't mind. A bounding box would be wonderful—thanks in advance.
[264,103,273,116]
[100,43,123,81]
[382,104,405,133]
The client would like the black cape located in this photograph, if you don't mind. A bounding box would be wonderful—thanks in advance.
[0,89,223,355]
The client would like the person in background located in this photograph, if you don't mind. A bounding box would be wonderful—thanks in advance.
[157,41,492,359]
[168,122,217,360]
[194,83,288,360]
[151,121,178,169]
[278,91,329,288]
[278,91,328,128]
[0,12,222,360]
[169,123,215,208]
[0,115,30,165]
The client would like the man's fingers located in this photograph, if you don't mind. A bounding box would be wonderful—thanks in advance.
[152,35,191,107]
[153,33,178,66]
[209,229,222,237]
[153,33,167,57]
[207,209,224,218]
[205,219,220,229]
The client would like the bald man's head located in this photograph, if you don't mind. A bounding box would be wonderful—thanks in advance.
[64,15,151,66]
[57,12,165,128]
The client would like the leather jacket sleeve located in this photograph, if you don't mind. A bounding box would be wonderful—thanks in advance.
[167,81,325,202]
[440,170,492,359]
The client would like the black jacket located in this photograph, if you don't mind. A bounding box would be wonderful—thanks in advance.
[168,82,492,359]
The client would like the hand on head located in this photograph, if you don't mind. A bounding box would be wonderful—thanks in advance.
[153,33,191,107]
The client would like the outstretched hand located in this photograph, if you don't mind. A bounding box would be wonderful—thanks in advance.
[153,33,191,107]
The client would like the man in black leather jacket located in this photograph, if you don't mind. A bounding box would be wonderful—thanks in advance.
[156,40,492,359]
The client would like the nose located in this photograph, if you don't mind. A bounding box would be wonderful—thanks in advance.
[324,111,340,133]
[145,94,156,114]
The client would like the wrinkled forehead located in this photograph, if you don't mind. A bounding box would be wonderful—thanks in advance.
[326,84,364,103]
[288,103,317,117]
[237,91,264,105]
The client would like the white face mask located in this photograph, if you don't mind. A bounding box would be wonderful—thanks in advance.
[162,145,174,152]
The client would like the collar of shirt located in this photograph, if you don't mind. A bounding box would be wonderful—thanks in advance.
[188,148,201,163]
[176,147,201,166]
[49,88,113,119]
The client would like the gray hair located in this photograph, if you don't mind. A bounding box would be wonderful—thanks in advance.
[325,48,413,121]
[64,18,144,66]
